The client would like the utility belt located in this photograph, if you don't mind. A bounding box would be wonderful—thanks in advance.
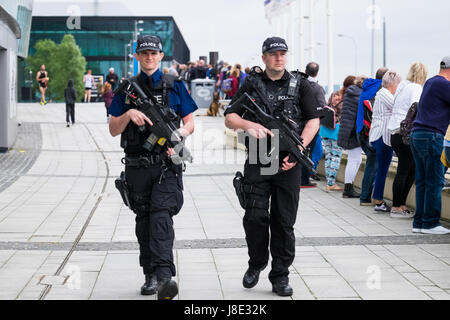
[116,153,166,212]
[121,153,166,168]
[116,152,184,212]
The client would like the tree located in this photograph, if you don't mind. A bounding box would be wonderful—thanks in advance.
[25,39,57,100]
[50,35,86,101]
[26,35,86,102]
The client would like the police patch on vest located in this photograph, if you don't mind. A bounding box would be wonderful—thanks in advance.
[278,96,291,101]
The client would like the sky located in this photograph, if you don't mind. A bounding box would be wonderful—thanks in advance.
[34,0,450,89]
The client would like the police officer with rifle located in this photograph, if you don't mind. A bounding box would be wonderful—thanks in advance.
[108,35,197,300]
[224,37,320,296]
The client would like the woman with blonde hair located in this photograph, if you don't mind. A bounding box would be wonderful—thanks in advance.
[387,62,428,218]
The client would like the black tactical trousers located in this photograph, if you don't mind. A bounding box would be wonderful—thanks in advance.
[243,159,301,284]
[125,162,184,280]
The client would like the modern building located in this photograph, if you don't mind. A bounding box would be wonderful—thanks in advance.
[0,0,33,152]
[20,1,191,102]
[29,16,190,77]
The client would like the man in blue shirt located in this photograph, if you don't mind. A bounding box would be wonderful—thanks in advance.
[109,35,197,300]
[410,56,450,235]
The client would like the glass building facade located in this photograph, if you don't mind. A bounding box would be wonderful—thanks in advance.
[20,16,190,101]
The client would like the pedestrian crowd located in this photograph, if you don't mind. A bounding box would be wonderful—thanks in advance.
[164,59,250,100]
[37,30,450,300]
[302,57,450,235]
[48,54,450,235]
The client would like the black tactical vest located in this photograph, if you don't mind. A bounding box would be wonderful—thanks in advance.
[242,67,304,126]
[121,73,182,155]
[240,67,305,162]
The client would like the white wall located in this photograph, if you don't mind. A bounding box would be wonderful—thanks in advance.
[0,18,19,151]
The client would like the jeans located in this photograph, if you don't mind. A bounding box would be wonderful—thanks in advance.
[410,130,444,230]
[371,138,393,201]
[359,138,377,202]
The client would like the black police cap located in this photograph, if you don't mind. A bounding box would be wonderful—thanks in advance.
[262,37,288,54]
[136,35,163,53]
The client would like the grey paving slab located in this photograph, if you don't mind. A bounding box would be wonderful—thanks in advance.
[349,280,431,300]
[1,103,450,300]
[420,271,450,289]
[301,275,359,299]
[44,271,100,300]
[418,244,450,258]
[418,285,446,292]
[426,292,450,300]
[400,272,434,286]
[384,245,450,271]
[89,252,155,300]
[0,251,50,300]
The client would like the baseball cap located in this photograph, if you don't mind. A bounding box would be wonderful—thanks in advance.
[136,35,163,53]
[262,37,288,54]
[440,56,450,69]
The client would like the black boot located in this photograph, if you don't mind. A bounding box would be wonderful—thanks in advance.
[157,279,178,300]
[141,274,158,295]
[272,279,293,296]
[242,263,267,289]
[343,183,360,198]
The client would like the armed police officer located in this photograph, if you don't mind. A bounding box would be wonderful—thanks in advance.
[224,37,320,296]
[108,35,197,300]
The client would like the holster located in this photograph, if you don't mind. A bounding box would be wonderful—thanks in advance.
[115,171,135,210]
[233,171,270,211]
[233,172,246,210]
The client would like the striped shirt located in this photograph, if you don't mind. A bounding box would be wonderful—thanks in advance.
[369,88,394,146]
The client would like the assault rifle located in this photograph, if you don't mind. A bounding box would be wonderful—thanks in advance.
[115,78,193,165]
[232,92,315,173]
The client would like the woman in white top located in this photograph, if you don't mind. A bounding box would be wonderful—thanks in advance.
[387,62,427,218]
[83,69,95,103]
[369,71,402,212]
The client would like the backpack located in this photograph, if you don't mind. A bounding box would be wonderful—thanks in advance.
[358,98,374,146]
[399,102,418,145]
[221,78,233,93]
[362,98,374,137]
[320,106,336,129]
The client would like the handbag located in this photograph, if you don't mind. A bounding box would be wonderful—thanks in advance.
[320,106,336,129]
[399,102,418,145]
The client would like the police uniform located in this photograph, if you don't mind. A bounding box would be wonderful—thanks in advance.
[109,35,197,298]
[224,37,320,295]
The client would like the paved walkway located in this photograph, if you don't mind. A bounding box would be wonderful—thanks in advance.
[0,102,449,300]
